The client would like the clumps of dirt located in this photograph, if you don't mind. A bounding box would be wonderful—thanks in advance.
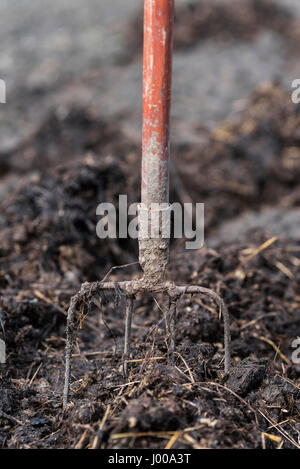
[171,235,300,375]
[125,0,298,60]
[173,0,297,49]
[112,397,183,433]
[72,401,103,425]
[173,82,300,233]
[226,359,266,397]
[2,82,299,242]
[2,106,136,175]
[0,155,138,389]
[0,159,134,288]
[1,228,299,448]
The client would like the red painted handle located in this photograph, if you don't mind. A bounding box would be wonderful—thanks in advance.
[141,0,174,206]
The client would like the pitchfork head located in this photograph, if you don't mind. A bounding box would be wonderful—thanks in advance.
[63,206,230,409]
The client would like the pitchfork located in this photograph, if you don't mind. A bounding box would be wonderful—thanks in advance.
[63,0,230,409]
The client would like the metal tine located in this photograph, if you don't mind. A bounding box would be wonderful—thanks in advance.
[167,297,178,364]
[63,296,77,410]
[123,296,134,378]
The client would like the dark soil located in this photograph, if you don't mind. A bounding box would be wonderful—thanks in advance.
[5,81,298,236]
[126,0,300,60]
[1,232,300,448]
[0,80,300,448]
[173,82,300,234]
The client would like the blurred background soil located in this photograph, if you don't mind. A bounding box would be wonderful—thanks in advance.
[0,0,299,449]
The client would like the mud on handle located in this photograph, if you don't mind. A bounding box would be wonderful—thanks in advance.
[138,203,171,283]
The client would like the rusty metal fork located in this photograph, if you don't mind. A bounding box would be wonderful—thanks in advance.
[63,0,230,410]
